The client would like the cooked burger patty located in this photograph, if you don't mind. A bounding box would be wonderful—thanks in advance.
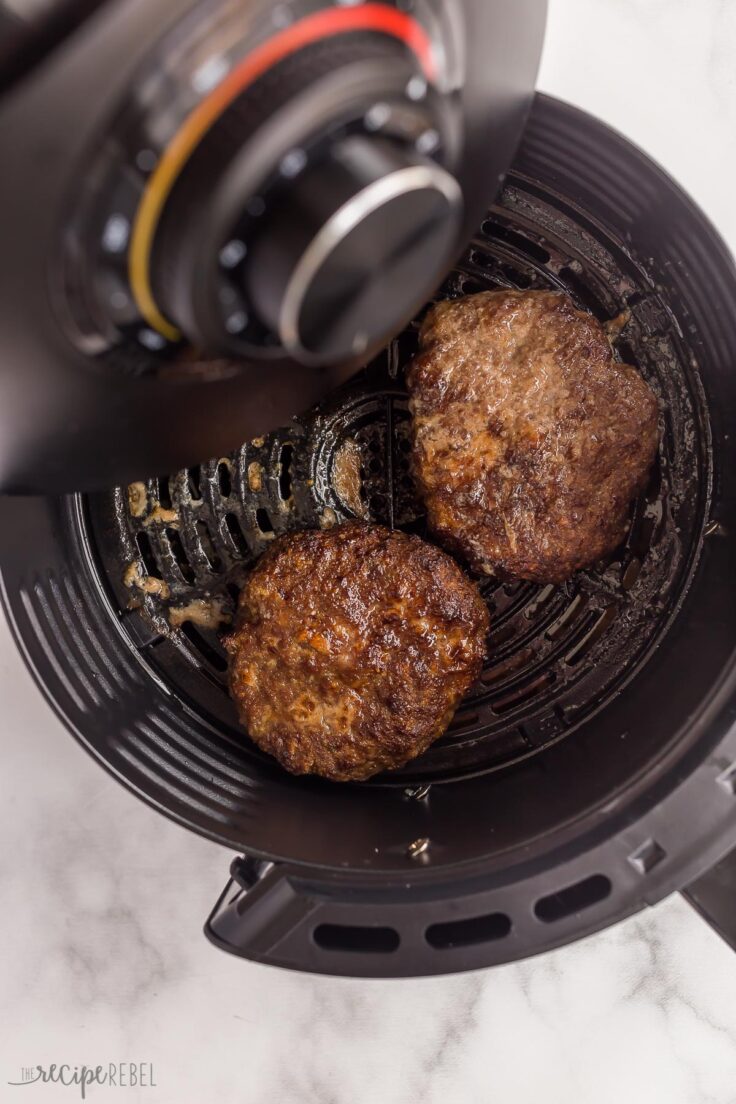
[407,290,659,583]
[225,523,489,781]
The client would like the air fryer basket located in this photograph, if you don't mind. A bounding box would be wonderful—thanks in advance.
[2,95,735,976]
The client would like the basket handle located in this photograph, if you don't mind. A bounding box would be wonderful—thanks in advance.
[204,857,321,966]
[203,856,423,976]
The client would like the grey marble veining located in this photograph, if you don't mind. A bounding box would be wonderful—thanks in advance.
[2,1,736,1101]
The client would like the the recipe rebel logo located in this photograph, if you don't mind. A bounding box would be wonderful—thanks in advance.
[7,1063,156,1098]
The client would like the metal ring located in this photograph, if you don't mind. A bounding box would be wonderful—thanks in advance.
[279,163,462,359]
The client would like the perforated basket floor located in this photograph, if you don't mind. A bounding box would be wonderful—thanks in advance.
[87,154,708,787]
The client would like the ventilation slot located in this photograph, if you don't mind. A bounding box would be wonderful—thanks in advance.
[486,621,517,648]
[313,924,400,954]
[501,264,532,289]
[482,221,550,263]
[278,444,293,501]
[156,478,173,509]
[135,531,159,577]
[459,277,488,297]
[557,266,608,320]
[482,648,535,685]
[565,607,618,665]
[622,558,642,590]
[492,672,555,715]
[426,912,511,949]
[446,710,479,734]
[256,508,274,534]
[196,520,223,572]
[628,511,657,561]
[166,528,195,584]
[188,467,202,500]
[534,874,611,923]
[469,247,498,271]
[179,621,227,673]
[225,513,250,558]
[545,594,587,641]
[218,462,232,498]
[524,584,556,620]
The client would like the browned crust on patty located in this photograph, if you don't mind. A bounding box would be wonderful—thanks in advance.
[406,290,660,583]
[225,523,489,781]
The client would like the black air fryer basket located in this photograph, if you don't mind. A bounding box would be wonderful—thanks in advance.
[2,95,736,977]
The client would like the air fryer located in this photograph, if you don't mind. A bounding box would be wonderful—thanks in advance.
[0,2,735,978]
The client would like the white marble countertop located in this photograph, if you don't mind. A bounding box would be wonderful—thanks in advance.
[2,2,736,1101]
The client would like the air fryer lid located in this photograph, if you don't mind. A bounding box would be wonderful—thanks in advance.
[2,97,736,975]
[0,0,546,493]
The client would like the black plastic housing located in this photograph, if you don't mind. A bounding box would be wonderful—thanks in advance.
[0,0,546,491]
[2,96,735,976]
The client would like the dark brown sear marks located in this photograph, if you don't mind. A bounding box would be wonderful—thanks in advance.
[406,290,659,583]
[225,523,489,781]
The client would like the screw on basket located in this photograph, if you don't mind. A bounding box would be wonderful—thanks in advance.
[407,837,430,859]
[404,784,431,800]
